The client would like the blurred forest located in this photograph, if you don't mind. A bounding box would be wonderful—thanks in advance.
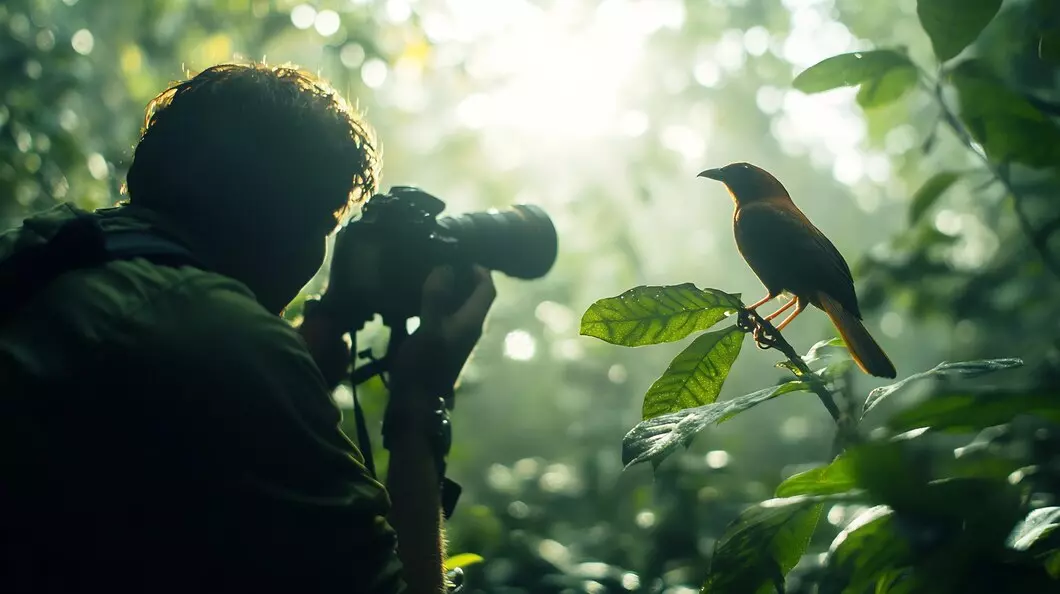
[2,0,1059,592]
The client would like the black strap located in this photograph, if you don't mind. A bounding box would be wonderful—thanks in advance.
[0,215,204,326]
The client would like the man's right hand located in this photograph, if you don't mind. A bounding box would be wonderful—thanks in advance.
[387,265,496,424]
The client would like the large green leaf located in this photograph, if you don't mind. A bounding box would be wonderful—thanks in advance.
[888,391,1060,434]
[641,325,744,419]
[856,64,919,108]
[579,284,742,347]
[701,496,828,594]
[1042,31,1060,63]
[622,380,809,469]
[821,506,913,594]
[908,171,962,225]
[917,0,1002,62]
[793,50,915,94]
[775,452,858,498]
[862,357,1023,418]
[950,60,1060,167]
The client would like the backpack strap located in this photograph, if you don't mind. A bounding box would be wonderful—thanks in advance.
[0,214,205,326]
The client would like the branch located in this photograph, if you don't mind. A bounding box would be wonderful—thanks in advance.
[737,309,845,423]
[737,309,859,456]
[930,80,1060,280]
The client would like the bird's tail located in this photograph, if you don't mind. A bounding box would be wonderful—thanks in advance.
[817,292,897,379]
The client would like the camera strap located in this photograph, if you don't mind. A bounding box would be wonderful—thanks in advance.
[346,329,462,520]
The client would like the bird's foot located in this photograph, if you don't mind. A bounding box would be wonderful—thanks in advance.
[739,308,779,350]
[753,325,780,350]
[736,309,757,333]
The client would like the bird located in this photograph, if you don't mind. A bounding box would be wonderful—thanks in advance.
[698,162,896,379]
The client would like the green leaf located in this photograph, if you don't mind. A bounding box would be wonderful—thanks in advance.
[1041,31,1060,63]
[642,325,744,419]
[775,453,858,498]
[579,284,742,347]
[950,60,1060,167]
[793,50,915,94]
[862,357,1023,418]
[803,337,846,361]
[917,0,1002,62]
[888,391,1060,434]
[908,171,962,225]
[622,381,809,468]
[444,553,484,571]
[702,497,826,594]
[856,64,919,108]
[1007,507,1060,551]
[822,506,913,594]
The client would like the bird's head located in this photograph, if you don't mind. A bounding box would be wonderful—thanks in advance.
[698,162,790,205]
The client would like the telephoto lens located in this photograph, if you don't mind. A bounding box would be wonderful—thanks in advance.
[436,205,558,280]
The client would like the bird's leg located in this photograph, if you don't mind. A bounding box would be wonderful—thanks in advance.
[763,296,796,321]
[774,298,807,332]
[747,293,776,312]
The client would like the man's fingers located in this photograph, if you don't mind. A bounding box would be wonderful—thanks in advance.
[446,266,496,337]
[419,265,455,327]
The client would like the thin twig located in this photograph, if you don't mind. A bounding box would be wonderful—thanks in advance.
[738,310,841,421]
[737,309,858,455]
[929,79,1060,280]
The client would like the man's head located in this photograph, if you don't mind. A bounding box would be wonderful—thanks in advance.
[124,63,378,312]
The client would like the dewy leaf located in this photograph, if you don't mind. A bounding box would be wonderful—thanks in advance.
[856,63,919,108]
[579,284,742,347]
[444,553,485,571]
[641,325,744,419]
[862,357,1023,418]
[917,0,1002,62]
[823,506,911,594]
[622,381,809,469]
[889,392,1060,434]
[802,337,848,366]
[908,171,962,225]
[775,453,858,498]
[1041,31,1060,63]
[950,60,1060,167]
[702,497,825,594]
[1007,507,1060,551]
[793,50,915,94]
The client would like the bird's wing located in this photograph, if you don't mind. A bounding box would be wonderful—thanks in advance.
[734,201,861,317]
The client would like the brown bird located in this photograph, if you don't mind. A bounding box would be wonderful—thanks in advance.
[698,162,896,379]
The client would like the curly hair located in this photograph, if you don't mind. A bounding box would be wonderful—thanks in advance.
[124,63,378,228]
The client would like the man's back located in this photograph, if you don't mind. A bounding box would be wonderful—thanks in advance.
[0,204,403,593]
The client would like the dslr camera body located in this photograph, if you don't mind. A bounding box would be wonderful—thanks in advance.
[339,186,557,329]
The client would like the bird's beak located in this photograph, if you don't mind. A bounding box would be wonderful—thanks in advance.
[697,168,724,181]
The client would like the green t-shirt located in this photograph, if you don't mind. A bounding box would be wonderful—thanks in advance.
[0,204,404,592]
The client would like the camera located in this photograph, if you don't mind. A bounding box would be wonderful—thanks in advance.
[342,186,558,325]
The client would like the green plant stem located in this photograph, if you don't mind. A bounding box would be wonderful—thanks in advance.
[926,75,1060,281]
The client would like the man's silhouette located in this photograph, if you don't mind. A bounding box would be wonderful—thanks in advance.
[0,63,494,593]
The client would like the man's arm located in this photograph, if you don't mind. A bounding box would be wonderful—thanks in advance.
[303,265,496,594]
[298,315,448,594]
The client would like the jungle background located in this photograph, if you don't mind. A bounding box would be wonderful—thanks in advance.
[2,0,1059,592]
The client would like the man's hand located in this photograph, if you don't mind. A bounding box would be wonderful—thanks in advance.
[384,264,494,594]
[388,265,496,419]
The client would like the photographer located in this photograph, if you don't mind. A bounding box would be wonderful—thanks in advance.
[0,64,493,593]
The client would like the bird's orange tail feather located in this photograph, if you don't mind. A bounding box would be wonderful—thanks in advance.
[816,292,896,379]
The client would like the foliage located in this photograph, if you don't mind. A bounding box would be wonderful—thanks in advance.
[583,4,1059,590]
[3,0,1059,592]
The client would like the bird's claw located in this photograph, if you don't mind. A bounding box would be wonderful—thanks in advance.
[739,308,779,350]
[736,309,756,333]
